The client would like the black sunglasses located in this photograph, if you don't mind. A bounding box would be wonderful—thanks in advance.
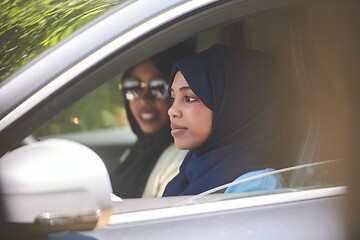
[121,77,169,101]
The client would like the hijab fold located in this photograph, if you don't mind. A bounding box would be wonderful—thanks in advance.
[163,45,283,196]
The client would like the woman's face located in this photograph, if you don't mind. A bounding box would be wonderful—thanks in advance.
[128,60,171,134]
[168,71,213,150]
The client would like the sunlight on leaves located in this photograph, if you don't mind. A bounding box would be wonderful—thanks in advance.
[0,0,126,82]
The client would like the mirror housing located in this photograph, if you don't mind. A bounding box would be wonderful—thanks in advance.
[0,139,113,233]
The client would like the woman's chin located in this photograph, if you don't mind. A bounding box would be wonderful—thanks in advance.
[140,125,160,134]
[174,140,196,150]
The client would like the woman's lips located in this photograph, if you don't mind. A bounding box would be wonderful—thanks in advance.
[170,123,187,137]
[140,112,155,120]
[138,111,158,122]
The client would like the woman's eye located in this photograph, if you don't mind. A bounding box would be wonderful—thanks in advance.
[169,97,175,103]
[184,96,196,103]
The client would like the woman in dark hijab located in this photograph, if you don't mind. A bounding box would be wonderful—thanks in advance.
[111,44,192,198]
[163,45,284,196]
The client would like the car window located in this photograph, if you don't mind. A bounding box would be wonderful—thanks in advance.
[31,26,237,174]
[32,24,233,139]
[0,0,128,84]
[34,74,128,137]
[32,0,355,197]
[33,73,134,173]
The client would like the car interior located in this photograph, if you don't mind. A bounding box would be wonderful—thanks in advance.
[31,0,353,194]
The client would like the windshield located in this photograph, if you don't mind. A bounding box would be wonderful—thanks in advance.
[0,0,127,83]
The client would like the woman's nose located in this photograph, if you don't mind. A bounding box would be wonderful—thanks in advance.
[168,102,181,118]
[138,87,155,103]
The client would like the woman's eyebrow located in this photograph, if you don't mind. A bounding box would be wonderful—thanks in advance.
[170,86,191,92]
[179,86,191,91]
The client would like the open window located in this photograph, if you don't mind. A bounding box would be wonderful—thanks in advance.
[30,0,354,194]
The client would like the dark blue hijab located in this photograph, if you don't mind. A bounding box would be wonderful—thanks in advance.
[163,45,283,196]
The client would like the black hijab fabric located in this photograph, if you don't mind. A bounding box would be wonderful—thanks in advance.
[111,124,173,198]
[163,45,283,196]
[111,44,193,198]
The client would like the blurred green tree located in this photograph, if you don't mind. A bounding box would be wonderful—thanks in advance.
[0,0,124,82]
[0,0,128,136]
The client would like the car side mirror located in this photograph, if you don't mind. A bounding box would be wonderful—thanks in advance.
[0,139,113,234]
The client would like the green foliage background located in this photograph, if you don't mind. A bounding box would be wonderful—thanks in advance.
[0,0,125,82]
[0,0,129,137]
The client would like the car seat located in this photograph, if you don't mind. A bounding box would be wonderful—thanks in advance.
[251,5,350,188]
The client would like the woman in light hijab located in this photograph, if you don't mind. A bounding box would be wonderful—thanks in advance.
[163,45,284,196]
